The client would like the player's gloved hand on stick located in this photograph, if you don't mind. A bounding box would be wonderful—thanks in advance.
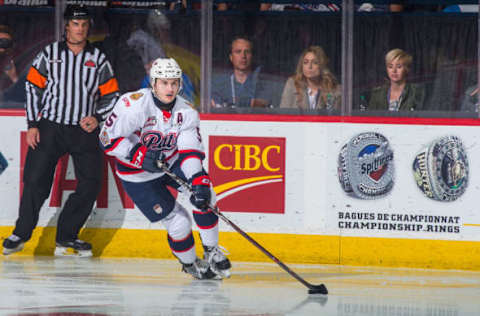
[189,171,211,212]
[128,143,163,173]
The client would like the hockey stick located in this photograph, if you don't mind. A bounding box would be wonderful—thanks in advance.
[157,161,328,295]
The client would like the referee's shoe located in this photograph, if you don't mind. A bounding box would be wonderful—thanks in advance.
[55,239,93,257]
[2,234,24,255]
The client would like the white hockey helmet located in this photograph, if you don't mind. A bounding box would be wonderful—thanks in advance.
[150,58,182,88]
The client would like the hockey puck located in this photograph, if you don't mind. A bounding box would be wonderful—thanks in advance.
[308,284,328,295]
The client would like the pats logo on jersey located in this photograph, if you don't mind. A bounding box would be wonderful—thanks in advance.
[338,132,394,199]
[209,136,285,213]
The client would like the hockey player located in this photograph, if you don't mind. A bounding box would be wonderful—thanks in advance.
[99,58,231,279]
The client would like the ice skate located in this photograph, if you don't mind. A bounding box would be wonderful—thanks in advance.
[2,235,24,255]
[54,239,93,257]
[182,257,218,280]
[203,245,231,279]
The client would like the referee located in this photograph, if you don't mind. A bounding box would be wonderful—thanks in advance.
[2,5,119,257]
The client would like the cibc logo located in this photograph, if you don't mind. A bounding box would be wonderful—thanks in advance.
[209,136,285,213]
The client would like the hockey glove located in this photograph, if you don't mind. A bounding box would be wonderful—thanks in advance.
[189,171,211,212]
[128,143,163,173]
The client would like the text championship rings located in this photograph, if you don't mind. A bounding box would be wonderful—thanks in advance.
[338,132,394,199]
[413,135,468,202]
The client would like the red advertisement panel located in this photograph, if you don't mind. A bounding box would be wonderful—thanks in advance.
[209,136,285,213]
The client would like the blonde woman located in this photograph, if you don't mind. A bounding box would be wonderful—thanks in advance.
[368,48,425,111]
[280,45,340,110]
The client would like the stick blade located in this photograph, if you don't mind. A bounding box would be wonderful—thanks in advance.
[308,284,328,295]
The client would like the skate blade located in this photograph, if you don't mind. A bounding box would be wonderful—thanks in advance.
[2,243,24,256]
[211,273,223,280]
[54,247,92,258]
[210,267,231,279]
[218,269,231,279]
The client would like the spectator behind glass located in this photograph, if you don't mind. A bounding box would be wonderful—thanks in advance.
[460,84,479,112]
[135,9,195,103]
[0,25,17,89]
[280,46,340,110]
[95,11,145,94]
[0,24,26,107]
[211,36,272,108]
[368,48,425,111]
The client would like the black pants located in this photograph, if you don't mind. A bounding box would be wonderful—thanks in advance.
[13,119,103,243]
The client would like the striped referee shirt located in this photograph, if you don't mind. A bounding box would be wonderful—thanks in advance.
[25,41,119,128]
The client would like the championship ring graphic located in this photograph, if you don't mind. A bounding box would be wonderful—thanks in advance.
[338,132,394,199]
[412,135,468,201]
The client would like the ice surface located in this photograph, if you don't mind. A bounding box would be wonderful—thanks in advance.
[0,257,479,315]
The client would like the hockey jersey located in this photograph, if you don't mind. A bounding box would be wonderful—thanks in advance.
[100,88,205,183]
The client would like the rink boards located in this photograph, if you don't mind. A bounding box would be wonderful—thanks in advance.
[0,110,480,270]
